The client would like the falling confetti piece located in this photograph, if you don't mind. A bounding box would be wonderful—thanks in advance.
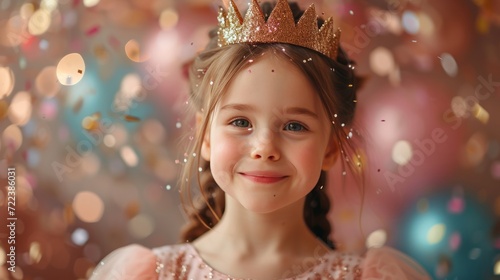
[56,53,86,86]
[125,39,149,62]
[35,66,60,97]
[82,113,100,131]
[0,100,8,120]
[125,201,140,219]
[0,67,15,99]
[91,112,102,119]
[73,96,84,113]
[85,25,101,36]
[93,44,109,61]
[108,35,120,49]
[124,115,141,122]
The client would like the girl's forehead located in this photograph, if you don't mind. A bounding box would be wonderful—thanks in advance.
[214,54,327,117]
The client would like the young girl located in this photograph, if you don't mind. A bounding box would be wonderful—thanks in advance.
[91,1,431,279]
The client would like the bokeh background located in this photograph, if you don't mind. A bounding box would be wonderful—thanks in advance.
[0,0,499,279]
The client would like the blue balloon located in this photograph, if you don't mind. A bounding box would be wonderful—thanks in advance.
[396,186,498,279]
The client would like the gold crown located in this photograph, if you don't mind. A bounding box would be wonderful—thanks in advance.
[217,0,341,60]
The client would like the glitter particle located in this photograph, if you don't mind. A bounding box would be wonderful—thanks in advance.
[166,185,171,190]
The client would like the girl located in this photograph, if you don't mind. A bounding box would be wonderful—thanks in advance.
[91,1,431,279]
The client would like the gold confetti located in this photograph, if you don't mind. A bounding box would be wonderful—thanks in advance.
[124,115,141,122]
[0,100,8,120]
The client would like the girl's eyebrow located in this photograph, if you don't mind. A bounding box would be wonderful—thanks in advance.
[220,104,318,119]
[284,107,319,119]
[219,103,255,112]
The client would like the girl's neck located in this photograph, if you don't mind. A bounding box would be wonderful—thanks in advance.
[193,195,328,257]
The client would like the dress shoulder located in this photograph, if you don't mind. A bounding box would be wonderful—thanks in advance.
[90,244,160,280]
[361,247,431,280]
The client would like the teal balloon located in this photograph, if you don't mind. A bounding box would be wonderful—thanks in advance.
[396,187,497,279]
[62,57,153,144]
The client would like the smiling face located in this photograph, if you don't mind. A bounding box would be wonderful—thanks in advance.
[201,54,337,213]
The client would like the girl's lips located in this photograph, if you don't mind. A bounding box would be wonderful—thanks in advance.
[239,172,288,184]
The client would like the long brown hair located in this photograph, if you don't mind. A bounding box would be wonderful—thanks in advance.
[178,2,362,249]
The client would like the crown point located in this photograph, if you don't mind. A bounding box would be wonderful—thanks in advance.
[267,0,295,42]
[227,0,243,23]
[242,0,267,42]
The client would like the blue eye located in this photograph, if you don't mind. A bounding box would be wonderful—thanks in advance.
[231,119,250,127]
[284,122,306,131]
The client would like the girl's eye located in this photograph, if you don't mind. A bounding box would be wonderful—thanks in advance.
[230,119,251,128]
[284,122,306,131]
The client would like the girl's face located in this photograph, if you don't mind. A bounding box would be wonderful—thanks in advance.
[201,54,337,213]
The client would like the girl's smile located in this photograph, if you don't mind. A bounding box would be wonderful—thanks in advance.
[238,171,289,184]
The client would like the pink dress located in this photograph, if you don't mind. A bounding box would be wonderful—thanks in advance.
[90,243,431,280]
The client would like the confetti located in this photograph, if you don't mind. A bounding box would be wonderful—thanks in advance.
[56,53,86,86]
[124,115,141,122]
[108,35,121,49]
[85,25,101,36]
[73,96,84,113]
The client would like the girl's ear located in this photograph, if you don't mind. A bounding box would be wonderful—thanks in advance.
[322,136,339,171]
[197,112,211,161]
[201,134,211,161]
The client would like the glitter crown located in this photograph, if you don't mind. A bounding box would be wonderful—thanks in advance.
[217,0,341,60]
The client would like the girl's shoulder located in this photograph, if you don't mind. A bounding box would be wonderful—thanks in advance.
[89,244,161,280]
[361,246,431,280]
[289,246,430,280]
[277,246,430,280]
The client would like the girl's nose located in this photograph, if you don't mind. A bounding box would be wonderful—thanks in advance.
[250,129,280,161]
